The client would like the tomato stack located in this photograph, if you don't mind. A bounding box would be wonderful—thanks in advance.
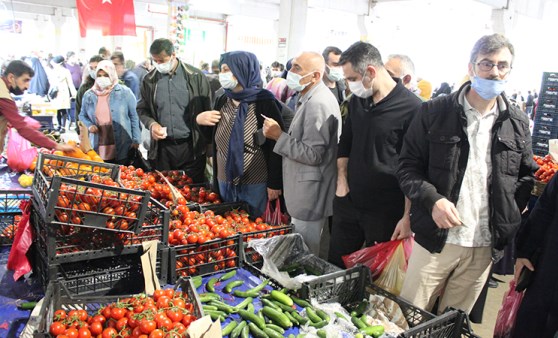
[44,279,202,338]
[534,154,558,183]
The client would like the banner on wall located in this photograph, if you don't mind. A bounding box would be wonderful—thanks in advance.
[0,20,22,34]
[76,0,136,37]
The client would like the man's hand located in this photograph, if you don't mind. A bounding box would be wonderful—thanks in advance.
[150,123,167,140]
[131,143,140,149]
[196,110,221,126]
[88,125,98,133]
[262,116,282,141]
[514,258,535,283]
[391,215,412,240]
[55,143,76,152]
[432,198,462,229]
[335,178,350,197]
[267,188,282,201]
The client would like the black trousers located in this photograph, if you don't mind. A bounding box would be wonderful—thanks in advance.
[150,139,206,183]
[328,194,404,268]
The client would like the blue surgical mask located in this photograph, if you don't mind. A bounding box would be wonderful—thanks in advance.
[286,71,312,92]
[326,66,344,82]
[219,72,238,90]
[471,76,507,100]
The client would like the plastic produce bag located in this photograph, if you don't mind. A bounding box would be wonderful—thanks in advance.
[7,199,33,280]
[494,280,524,338]
[374,242,408,295]
[247,233,340,289]
[7,128,38,172]
[342,238,413,280]
[262,198,289,225]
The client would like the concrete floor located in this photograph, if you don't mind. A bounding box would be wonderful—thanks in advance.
[470,274,514,337]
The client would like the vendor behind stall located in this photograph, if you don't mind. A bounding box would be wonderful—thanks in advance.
[0,60,73,153]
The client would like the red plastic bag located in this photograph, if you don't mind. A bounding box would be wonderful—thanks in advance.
[262,199,289,226]
[7,128,38,172]
[342,238,414,279]
[494,280,524,338]
[7,200,33,281]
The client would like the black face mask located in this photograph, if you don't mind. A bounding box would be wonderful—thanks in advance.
[9,85,24,95]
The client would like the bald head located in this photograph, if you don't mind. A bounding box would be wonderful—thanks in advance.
[385,54,416,90]
[289,51,325,94]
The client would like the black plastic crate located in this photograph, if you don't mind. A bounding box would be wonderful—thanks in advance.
[0,213,22,245]
[31,198,169,264]
[32,170,150,234]
[532,136,550,154]
[542,72,558,84]
[33,277,202,338]
[199,201,249,215]
[537,95,558,110]
[35,152,119,180]
[241,224,293,266]
[300,265,478,338]
[32,241,169,295]
[168,234,241,282]
[532,123,558,139]
[541,83,558,97]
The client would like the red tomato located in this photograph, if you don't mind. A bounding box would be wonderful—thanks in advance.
[49,322,66,336]
[91,314,106,325]
[148,329,164,338]
[78,327,92,338]
[101,327,118,338]
[157,317,173,331]
[181,314,195,327]
[110,307,126,320]
[171,298,186,309]
[65,328,79,338]
[54,309,67,321]
[156,296,170,309]
[139,320,156,334]
[89,322,103,336]
[116,317,128,331]
[166,308,184,323]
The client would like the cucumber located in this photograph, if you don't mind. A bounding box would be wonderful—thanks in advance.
[354,334,364,338]
[351,316,367,330]
[234,297,253,311]
[271,300,297,313]
[222,321,238,336]
[265,324,285,334]
[202,305,218,311]
[191,276,203,289]
[247,303,255,313]
[316,309,330,322]
[233,289,260,298]
[305,307,322,323]
[205,310,226,321]
[262,306,293,329]
[263,327,284,338]
[335,311,348,321]
[308,319,328,328]
[238,309,266,330]
[283,310,299,326]
[350,299,368,317]
[248,322,269,338]
[291,311,308,324]
[291,295,312,308]
[206,278,218,292]
[317,329,327,338]
[224,280,244,293]
[231,321,247,338]
[270,290,293,306]
[249,279,270,293]
[208,300,238,314]
[287,335,296,338]
[198,292,222,303]
[361,325,385,338]
[241,325,250,338]
[219,269,237,281]
[261,299,281,311]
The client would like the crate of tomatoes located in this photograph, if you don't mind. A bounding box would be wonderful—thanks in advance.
[34,277,202,338]
[31,198,169,264]
[0,190,32,245]
[33,170,151,234]
[533,154,558,195]
[31,240,169,296]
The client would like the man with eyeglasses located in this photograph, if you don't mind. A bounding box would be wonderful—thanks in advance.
[397,34,538,314]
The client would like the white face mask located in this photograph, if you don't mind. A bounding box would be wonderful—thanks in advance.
[348,72,373,98]
[89,67,97,79]
[272,70,283,78]
[96,76,112,89]
[219,72,238,90]
[286,71,312,92]
[326,66,344,82]
[155,57,173,74]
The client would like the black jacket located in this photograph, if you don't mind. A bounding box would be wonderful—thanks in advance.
[398,82,538,253]
[137,60,211,160]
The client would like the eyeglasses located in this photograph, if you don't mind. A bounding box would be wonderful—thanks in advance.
[476,60,512,74]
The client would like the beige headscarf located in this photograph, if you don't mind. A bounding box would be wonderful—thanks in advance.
[91,60,119,96]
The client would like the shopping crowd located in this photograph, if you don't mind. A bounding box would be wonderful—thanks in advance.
[2,33,556,337]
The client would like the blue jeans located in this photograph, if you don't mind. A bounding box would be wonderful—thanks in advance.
[218,181,267,217]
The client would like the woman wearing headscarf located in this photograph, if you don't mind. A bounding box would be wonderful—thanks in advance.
[79,60,140,164]
[26,56,50,97]
[196,51,285,217]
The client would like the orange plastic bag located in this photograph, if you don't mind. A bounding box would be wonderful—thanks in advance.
[494,280,524,338]
[7,200,33,280]
[7,128,38,172]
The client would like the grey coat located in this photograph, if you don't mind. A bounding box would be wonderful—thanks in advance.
[274,82,342,221]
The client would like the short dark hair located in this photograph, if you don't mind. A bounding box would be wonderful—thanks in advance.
[89,55,104,63]
[111,51,125,64]
[322,46,342,64]
[271,61,281,69]
[3,60,34,77]
[66,51,76,59]
[98,47,109,55]
[470,34,515,64]
[150,38,174,56]
[338,42,383,74]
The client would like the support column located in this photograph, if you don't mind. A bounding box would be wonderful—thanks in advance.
[275,0,291,63]
[287,0,307,59]
[51,8,65,54]
[491,0,516,36]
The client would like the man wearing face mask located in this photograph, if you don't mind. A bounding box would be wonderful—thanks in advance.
[137,38,211,182]
[0,60,73,153]
[384,54,418,94]
[327,42,422,268]
[262,51,341,256]
[322,46,346,105]
[397,34,537,314]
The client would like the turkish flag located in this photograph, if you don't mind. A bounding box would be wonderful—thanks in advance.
[76,0,136,37]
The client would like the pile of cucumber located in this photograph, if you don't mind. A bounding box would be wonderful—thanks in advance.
[191,270,385,338]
